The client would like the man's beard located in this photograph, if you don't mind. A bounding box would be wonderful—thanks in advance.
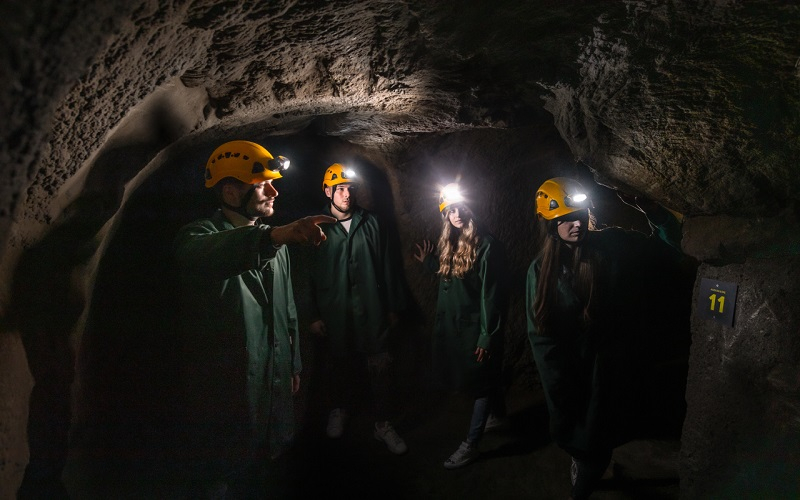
[332,197,353,215]
[249,200,274,218]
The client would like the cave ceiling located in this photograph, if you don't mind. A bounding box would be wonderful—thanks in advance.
[1,0,799,254]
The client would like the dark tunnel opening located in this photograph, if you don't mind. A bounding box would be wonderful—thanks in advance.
[4,122,697,498]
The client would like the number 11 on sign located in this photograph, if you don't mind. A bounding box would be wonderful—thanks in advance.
[698,278,737,327]
[709,293,725,313]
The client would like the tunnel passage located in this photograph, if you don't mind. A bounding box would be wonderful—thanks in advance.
[10,119,694,498]
[3,0,800,498]
[60,128,418,494]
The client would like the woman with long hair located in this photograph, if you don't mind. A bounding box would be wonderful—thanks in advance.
[526,177,684,499]
[414,183,508,469]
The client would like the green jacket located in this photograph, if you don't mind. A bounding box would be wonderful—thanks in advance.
[310,206,406,356]
[174,210,300,458]
[526,210,684,458]
[425,232,507,395]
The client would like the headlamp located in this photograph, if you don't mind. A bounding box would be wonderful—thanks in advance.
[440,185,464,203]
[268,155,290,173]
[439,182,466,213]
[564,193,589,208]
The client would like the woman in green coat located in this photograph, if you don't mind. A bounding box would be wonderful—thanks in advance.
[414,183,508,469]
[526,177,684,500]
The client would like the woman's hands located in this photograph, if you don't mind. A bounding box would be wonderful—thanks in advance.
[414,239,434,263]
[309,319,327,336]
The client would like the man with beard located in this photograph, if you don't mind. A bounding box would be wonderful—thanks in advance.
[309,163,408,455]
[174,140,335,496]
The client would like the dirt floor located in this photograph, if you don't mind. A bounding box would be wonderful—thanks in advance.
[61,382,678,499]
[280,381,681,500]
[56,355,683,500]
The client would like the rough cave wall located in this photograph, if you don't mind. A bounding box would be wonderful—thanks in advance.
[1,0,799,498]
[540,1,800,497]
[678,218,800,497]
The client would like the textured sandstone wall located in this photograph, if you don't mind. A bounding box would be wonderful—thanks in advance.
[541,2,800,494]
[682,256,800,498]
[679,213,800,498]
[1,0,799,497]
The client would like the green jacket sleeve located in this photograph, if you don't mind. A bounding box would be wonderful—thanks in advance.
[422,252,440,274]
[175,221,280,281]
[525,260,539,341]
[476,240,505,350]
[642,206,683,253]
[286,253,302,375]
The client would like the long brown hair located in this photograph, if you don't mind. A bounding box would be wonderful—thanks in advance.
[532,217,597,336]
[438,206,480,279]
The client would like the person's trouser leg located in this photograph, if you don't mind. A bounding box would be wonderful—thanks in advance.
[367,351,393,422]
[466,396,491,445]
[328,354,359,411]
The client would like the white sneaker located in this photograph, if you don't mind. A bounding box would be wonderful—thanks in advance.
[373,421,408,455]
[326,408,348,438]
[444,441,479,469]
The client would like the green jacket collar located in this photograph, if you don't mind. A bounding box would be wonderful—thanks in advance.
[323,205,365,236]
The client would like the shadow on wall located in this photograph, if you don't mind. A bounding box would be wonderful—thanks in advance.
[9,95,195,497]
[10,138,178,499]
[63,140,215,492]
[7,196,103,499]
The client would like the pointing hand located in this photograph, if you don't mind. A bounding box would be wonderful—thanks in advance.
[271,215,337,246]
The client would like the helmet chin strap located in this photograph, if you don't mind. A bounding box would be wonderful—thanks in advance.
[224,186,259,221]
[329,190,352,216]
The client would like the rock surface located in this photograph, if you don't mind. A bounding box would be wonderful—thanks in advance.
[1,0,799,498]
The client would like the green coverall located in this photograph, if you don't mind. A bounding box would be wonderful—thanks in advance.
[309,206,406,357]
[424,232,507,396]
[526,209,683,459]
[175,210,301,462]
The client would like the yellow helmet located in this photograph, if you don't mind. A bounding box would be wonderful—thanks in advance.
[322,163,358,191]
[438,183,466,213]
[205,140,290,188]
[535,177,592,220]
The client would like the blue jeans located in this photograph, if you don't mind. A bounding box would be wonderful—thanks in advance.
[466,382,507,445]
[467,396,491,445]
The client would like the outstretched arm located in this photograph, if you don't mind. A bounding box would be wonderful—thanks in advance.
[476,241,505,352]
[617,191,682,252]
[271,215,337,246]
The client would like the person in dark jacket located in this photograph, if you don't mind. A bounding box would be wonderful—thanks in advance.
[526,177,684,500]
[309,163,408,454]
[174,140,334,496]
[414,183,508,469]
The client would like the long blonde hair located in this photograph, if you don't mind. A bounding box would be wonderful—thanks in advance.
[438,206,480,279]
